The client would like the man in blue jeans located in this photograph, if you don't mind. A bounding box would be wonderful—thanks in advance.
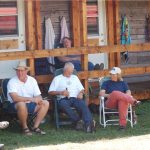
[48,62,95,133]
[55,37,94,71]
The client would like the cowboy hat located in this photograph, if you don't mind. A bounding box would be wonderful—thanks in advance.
[14,60,30,71]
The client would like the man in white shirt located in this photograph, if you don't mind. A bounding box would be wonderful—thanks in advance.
[7,60,49,135]
[48,62,95,133]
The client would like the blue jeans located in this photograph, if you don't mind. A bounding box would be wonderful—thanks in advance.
[8,102,36,114]
[71,61,94,71]
[58,97,93,126]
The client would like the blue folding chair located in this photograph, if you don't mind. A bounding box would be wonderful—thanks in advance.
[0,79,37,128]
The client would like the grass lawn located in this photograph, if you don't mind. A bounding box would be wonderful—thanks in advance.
[0,100,150,150]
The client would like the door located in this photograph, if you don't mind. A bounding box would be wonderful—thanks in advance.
[0,0,25,78]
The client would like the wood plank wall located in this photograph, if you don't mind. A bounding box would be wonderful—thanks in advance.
[120,1,149,44]
[119,1,150,65]
[40,1,71,48]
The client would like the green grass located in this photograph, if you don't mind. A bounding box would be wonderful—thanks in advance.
[0,100,150,150]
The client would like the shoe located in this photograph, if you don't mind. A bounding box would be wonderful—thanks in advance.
[23,128,32,136]
[85,120,96,133]
[32,127,46,135]
[94,64,100,70]
[99,63,104,70]
[0,121,9,129]
[133,100,141,107]
[0,144,4,150]
[75,120,84,131]
[118,125,126,131]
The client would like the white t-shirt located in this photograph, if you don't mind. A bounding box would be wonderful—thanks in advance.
[48,74,84,99]
[7,75,41,103]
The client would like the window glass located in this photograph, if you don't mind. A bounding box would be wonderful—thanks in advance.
[87,0,99,35]
[0,1,18,36]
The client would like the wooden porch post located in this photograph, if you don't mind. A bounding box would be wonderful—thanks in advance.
[34,0,42,50]
[113,0,121,66]
[25,0,36,76]
[79,0,89,99]
[71,0,80,46]
[106,0,120,68]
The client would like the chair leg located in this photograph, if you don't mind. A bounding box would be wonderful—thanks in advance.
[54,100,60,129]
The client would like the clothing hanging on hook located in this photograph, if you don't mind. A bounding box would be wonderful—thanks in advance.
[60,16,69,43]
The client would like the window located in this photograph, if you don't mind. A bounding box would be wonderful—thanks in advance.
[87,0,99,36]
[0,1,18,36]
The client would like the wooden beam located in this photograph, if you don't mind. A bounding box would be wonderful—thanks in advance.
[34,0,42,50]
[1,43,150,60]
[71,0,80,46]
[25,0,36,75]
[79,0,89,102]
[106,0,115,68]
[35,66,150,84]
[113,0,121,66]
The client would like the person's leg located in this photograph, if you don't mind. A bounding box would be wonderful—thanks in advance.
[15,102,29,129]
[33,100,49,129]
[106,91,135,108]
[105,91,134,127]
[72,61,81,71]
[88,62,94,70]
[71,98,93,126]
[58,98,80,122]
[118,100,129,127]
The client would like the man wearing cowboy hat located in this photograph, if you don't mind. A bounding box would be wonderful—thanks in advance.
[7,60,49,135]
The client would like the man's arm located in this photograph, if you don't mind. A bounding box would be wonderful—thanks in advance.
[48,90,69,97]
[77,90,85,100]
[99,89,109,98]
[9,92,33,103]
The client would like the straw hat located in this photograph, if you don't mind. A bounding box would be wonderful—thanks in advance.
[14,60,30,71]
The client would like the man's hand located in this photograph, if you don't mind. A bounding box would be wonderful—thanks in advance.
[61,90,69,97]
[32,97,43,105]
[77,92,83,100]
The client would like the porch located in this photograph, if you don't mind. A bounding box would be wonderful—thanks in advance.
[0,0,150,102]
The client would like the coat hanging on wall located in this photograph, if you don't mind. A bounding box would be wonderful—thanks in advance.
[60,16,69,43]
[120,15,131,63]
[45,17,55,73]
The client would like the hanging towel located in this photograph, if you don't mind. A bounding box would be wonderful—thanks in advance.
[121,16,131,44]
[60,16,69,43]
[45,17,55,73]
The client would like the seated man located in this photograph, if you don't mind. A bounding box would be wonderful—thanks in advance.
[55,37,94,71]
[99,67,140,130]
[7,60,49,135]
[48,62,95,133]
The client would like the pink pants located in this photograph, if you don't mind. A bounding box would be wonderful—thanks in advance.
[105,91,135,127]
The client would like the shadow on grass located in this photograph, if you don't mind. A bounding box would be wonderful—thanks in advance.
[0,101,150,150]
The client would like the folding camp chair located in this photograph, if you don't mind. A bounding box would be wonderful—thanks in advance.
[52,68,84,129]
[99,77,133,128]
[0,79,37,128]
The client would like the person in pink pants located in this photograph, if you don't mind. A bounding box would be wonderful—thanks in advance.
[99,67,140,130]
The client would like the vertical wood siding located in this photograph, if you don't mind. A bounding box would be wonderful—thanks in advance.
[120,1,149,44]
[40,1,71,48]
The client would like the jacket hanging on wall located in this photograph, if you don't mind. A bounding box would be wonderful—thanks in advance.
[120,15,131,63]
[60,16,69,43]
[45,17,55,73]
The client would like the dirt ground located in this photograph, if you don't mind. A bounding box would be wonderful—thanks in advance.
[17,134,150,150]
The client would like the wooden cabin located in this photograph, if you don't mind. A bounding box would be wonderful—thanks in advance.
[0,0,150,102]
